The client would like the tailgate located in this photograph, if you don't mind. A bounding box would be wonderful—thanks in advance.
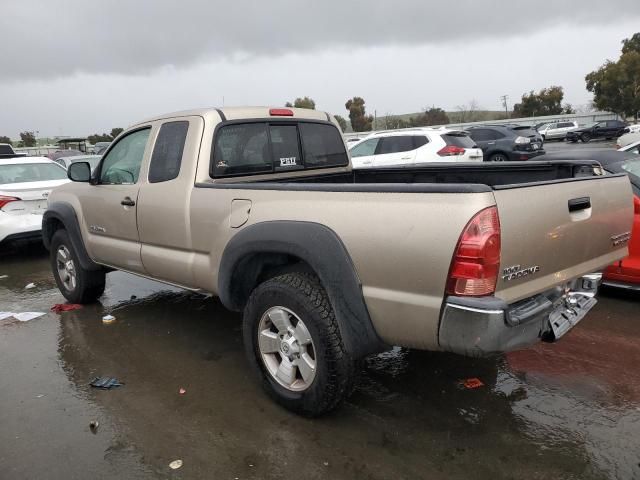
[493,174,634,303]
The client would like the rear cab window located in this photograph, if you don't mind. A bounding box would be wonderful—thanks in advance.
[212,121,347,178]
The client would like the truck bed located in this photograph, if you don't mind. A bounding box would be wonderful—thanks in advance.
[203,161,607,192]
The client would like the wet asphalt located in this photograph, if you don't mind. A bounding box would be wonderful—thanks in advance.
[1,139,638,480]
[1,243,639,480]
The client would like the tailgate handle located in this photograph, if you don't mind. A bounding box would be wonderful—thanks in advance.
[568,197,591,212]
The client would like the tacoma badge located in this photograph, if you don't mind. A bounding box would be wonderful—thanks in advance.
[502,264,540,282]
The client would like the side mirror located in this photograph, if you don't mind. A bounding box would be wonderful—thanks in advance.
[68,162,91,182]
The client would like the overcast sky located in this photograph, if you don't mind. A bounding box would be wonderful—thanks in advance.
[1,0,640,138]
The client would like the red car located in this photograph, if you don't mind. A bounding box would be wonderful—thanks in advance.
[599,154,640,289]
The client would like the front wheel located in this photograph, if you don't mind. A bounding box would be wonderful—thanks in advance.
[50,229,106,303]
[581,133,591,143]
[243,272,357,416]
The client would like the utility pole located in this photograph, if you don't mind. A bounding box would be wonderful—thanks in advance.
[500,95,509,118]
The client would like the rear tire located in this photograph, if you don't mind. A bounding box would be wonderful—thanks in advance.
[243,272,357,416]
[50,229,105,304]
[489,152,508,162]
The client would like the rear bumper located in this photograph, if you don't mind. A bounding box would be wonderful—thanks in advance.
[438,274,601,357]
[0,213,44,244]
[508,149,545,161]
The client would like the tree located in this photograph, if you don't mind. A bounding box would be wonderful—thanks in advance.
[408,107,450,127]
[383,114,410,130]
[333,115,348,132]
[0,136,12,145]
[512,86,573,117]
[110,127,123,139]
[455,99,481,123]
[87,133,111,144]
[19,131,37,147]
[345,97,373,132]
[285,96,316,110]
[586,33,640,120]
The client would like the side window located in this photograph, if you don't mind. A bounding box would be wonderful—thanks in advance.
[413,136,428,148]
[270,124,302,171]
[349,138,379,158]
[468,129,491,141]
[213,123,271,177]
[148,121,189,183]
[299,123,348,168]
[99,128,151,184]
[377,136,415,155]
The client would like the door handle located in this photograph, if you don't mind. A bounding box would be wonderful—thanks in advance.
[401,156,411,160]
[568,197,591,212]
[121,197,136,207]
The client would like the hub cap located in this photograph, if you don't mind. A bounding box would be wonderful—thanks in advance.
[56,246,76,291]
[258,306,316,392]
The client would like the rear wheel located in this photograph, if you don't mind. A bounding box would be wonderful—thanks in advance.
[243,272,357,416]
[581,133,591,143]
[489,152,508,162]
[50,229,105,303]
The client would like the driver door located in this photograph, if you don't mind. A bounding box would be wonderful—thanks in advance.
[80,127,153,273]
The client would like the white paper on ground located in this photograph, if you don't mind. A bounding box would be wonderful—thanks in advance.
[12,312,46,322]
[0,312,15,320]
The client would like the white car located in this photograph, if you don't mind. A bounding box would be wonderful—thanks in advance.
[616,131,640,149]
[0,157,69,245]
[619,139,640,155]
[348,128,484,168]
[537,121,579,141]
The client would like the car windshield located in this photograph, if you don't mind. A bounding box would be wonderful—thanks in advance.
[0,163,67,184]
[620,158,640,187]
[582,122,599,128]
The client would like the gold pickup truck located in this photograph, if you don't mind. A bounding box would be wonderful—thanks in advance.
[43,107,633,416]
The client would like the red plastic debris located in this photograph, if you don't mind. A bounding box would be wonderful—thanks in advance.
[179,388,186,395]
[460,378,484,389]
[51,304,83,313]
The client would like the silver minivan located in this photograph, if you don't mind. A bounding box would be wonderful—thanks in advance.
[538,121,579,141]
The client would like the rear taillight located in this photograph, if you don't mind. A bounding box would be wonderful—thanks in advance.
[269,108,294,116]
[514,136,531,144]
[437,145,466,156]
[0,195,20,209]
[446,206,501,297]
[634,196,640,215]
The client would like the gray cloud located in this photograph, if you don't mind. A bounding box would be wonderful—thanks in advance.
[2,0,639,82]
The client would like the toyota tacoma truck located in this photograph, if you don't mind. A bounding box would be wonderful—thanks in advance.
[43,107,634,416]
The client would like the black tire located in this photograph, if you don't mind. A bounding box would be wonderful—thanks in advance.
[488,152,508,162]
[243,272,357,416]
[50,229,106,303]
[581,133,591,143]
[569,137,578,143]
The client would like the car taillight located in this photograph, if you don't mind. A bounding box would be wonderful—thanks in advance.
[514,136,531,144]
[446,206,501,297]
[0,195,20,209]
[634,196,640,215]
[269,108,294,116]
[438,145,466,156]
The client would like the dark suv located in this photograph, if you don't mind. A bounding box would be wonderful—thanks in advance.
[466,125,545,162]
[566,120,628,143]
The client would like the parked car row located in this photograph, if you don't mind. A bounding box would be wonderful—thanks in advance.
[349,123,544,165]
[566,120,628,143]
